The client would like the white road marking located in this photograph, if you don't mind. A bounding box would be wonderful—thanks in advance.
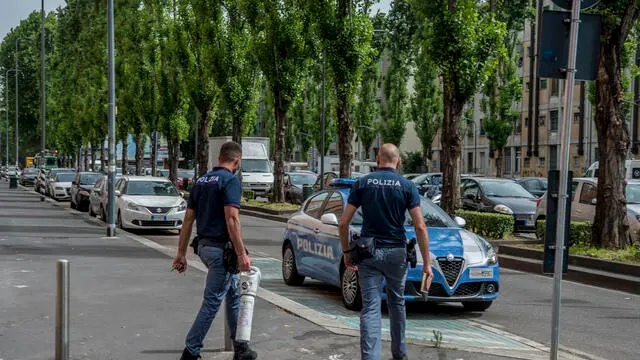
[13,285,28,288]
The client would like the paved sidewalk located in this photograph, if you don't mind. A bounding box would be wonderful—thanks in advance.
[0,181,524,360]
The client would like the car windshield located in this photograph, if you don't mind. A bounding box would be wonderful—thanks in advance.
[177,171,195,178]
[52,168,74,176]
[480,180,534,198]
[290,173,317,185]
[45,157,57,166]
[352,197,456,228]
[80,173,102,185]
[55,173,76,182]
[126,180,178,196]
[23,169,38,175]
[626,184,640,204]
[242,159,271,173]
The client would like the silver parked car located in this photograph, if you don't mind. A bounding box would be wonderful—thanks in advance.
[48,172,76,201]
[535,178,640,244]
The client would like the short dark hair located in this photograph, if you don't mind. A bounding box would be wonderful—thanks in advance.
[219,141,242,163]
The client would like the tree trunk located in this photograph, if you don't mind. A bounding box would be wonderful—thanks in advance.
[100,140,106,173]
[151,131,157,177]
[440,81,464,215]
[273,91,288,203]
[232,115,242,145]
[83,147,89,171]
[135,132,144,175]
[121,139,128,175]
[91,147,96,172]
[337,96,353,179]
[197,108,210,178]
[593,36,632,249]
[167,137,179,184]
[495,148,503,178]
[421,147,430,173]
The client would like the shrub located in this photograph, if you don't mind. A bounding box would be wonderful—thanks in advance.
[243,190,255,200]
[455,210,514,239]
[401,151,424,174]
[536,220,591,247]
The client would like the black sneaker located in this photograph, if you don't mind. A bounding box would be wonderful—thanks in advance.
[179,348,201,360]
[233,341,258,360]
[392,356,408,360]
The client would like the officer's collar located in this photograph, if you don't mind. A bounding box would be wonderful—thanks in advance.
[213,166,233,173]
[377,167,397,173]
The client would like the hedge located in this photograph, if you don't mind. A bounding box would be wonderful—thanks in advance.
[536,220,591,247]
[455,210,514,239]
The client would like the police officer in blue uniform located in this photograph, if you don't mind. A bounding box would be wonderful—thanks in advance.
[339,144,433,360]
[172,141,258,360]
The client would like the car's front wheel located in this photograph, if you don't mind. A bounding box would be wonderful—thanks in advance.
[282,244,305,286]
[341,266,362,311]
[89,204,95,217]
[462,301,493,312]
[117,210,124,230]
[70,196,76,209]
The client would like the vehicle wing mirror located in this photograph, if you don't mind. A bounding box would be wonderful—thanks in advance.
[591,198,597,205]
[320,213,339,226]
[453,216,467,228]
[115,190,121,197]
[465,193,476,200]
[180,191,185,198]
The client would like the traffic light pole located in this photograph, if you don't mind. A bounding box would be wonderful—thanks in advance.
[106,0,116,237]
[550,1,581,359]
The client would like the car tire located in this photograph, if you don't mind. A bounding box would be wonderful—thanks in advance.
[89,205,95,217]
[462,301,493,312]
[341,266,362,311]
[116,210,124,230]
[282,244,305,286]
[70,197,76,209]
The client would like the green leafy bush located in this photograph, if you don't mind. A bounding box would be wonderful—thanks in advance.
[455,210,514,239]
[536,220,591,247]
[243,190,255,200]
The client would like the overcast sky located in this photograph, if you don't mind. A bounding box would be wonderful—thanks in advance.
[2,0,390,43]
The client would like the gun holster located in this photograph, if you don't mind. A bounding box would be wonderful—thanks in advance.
[406,238,417,268]
[190,236,201,255]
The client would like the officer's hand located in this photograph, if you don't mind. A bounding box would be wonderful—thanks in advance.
[344,253,357,271]
[172,255,187,274]
[423,265,434,291]
[238,253,252,272]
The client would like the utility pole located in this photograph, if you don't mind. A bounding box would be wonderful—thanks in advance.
[41,0,46,151]
[320,54,325,190]
[106,0,116,237]
[15,40,19,167]
[550,0,581,358]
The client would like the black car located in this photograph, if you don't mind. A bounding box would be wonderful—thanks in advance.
[460,177,537,233]
[70,172,103,211]
[20,168,39,186]
[411,173,442,198]
[284,172,318,204]
[515,177,547,198]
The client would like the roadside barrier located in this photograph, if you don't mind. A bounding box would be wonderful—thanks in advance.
[55,259,70,360]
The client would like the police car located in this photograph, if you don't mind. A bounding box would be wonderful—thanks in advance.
[281,178,500,312]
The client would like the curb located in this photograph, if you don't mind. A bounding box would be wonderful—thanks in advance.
[241,204,297,216]
[240,208,288,223]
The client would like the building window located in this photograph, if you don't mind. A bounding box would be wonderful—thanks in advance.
[573,112,581,124]
[524,157,531,169]
[539,157,546,168]
[467,152,474,173]
[538,114,546,126]
[515,149,521,173]
[541,79,547,89]
[550,110,559,132]
[549,145,558,170]
[551,79,559,97]
[480,119,485,135]
[515,117,522,134]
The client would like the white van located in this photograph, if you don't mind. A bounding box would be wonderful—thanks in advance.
[584,160,640,180]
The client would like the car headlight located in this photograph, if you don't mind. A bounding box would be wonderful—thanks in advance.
[486,243,498,265]
[494,204,513,215]
[177,201,187,211]
[127,202,144,211]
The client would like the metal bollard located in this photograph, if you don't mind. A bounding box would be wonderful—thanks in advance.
[56,260,70,360]
[222,298,232,351]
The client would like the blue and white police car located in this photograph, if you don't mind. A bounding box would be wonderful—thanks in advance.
[281,178,500,312]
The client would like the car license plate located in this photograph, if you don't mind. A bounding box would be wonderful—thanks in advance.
[469,268,494,279]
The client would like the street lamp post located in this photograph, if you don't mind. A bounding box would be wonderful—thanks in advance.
[15,37,34,167]
[41,0,47,152]
[106,0,116,237]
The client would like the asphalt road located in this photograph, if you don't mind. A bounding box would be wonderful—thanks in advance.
[139,215,640,360]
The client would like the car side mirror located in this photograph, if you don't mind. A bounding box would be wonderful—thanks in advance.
[320,213,339,226]
[453,216,467,228]
[180,191,185,198]
[591,198,597,205]
[72,181,77,185]
[465,193,476,200]
[115,190,121,197]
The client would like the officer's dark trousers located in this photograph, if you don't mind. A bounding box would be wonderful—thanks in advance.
[358,247,408,360]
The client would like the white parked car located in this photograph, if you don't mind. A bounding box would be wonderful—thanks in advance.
[48,172,76,200]
[115,176,186,230]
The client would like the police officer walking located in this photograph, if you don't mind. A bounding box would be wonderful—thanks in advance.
[172,141,258,360]
[339,144,433,360]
